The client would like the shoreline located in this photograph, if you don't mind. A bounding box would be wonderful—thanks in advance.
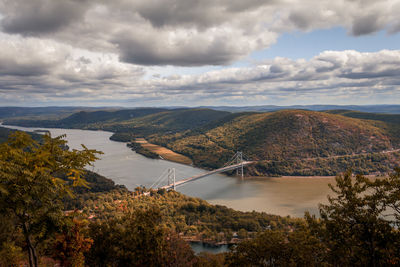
[131,138,193,165]
[2,123,393,179]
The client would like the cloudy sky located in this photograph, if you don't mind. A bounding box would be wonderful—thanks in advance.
[0,0,399,107]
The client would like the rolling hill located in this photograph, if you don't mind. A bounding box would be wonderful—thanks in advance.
[148,110,400,175]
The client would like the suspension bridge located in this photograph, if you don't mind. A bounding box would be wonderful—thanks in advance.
[150,152,254,190]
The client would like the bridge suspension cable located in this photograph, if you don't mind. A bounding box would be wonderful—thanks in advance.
[150,168,169,189]
[222,151,251,178]
[150,168,176,190]
[153,151,254,190]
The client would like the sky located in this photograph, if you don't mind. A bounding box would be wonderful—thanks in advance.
[0,0,399,107]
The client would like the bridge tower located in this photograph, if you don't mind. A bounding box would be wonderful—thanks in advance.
[167,168,176,190]
[236,151,244,179]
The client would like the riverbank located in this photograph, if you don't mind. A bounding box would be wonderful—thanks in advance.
[130,138,193,165]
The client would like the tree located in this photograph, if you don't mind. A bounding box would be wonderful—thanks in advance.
[0,132,101,267]
[316,170,399,266]
[53,217,93,267]
[227,169,400,266]
[194,252,226,267]
[372,168,400,227]
[227,227,326,266]
[86,206,196,266]
[227,230,288,266]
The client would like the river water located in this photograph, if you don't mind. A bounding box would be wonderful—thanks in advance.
[3,125,336,218]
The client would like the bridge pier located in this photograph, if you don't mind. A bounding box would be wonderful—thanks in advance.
[168,168,176,190]
[236,151,244,179]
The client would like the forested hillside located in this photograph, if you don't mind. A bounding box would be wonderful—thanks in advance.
[148,110,400,175]
[0,126,14,143]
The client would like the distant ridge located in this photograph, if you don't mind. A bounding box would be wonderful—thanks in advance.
[1,105,400,118]
[0,106,120,119]
[197,105,400,114]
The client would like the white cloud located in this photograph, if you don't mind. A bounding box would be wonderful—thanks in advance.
[0,0,399,105]
[1,45,399,105]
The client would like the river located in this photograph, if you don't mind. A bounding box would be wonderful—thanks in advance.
[2,125,336,218]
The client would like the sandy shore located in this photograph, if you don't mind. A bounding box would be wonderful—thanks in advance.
[135,138,193,165]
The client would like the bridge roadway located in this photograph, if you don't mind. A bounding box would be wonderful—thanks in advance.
[161,161,254,190]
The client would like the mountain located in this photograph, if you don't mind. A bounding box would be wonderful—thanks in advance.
[148,110,400,175]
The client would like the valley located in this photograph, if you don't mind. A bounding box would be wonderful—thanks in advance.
[4,107,400,177]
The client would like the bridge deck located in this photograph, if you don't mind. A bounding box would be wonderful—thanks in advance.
[161,161,254,189]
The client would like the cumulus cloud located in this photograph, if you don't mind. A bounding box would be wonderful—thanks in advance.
[0,37,145,103]
[0,0,399,66]
[0,0,399,106]
[0,43,399,105]
[0,37,68,76]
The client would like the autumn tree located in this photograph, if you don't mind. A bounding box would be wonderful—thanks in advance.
[226,226,326,266]
[86,206,196,266]
[53,217,93,267]
[0,131,101,267]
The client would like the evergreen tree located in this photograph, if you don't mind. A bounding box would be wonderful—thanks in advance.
[316,170,399,266]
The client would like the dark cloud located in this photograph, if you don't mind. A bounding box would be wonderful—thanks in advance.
[351,13,383,36]
[269,65,285,73]
[132,0,224,29]
[339,68,400,79]
[0,0,90,35]
[130,0,273,29]
[314,59,342,73]
[0,64,50,76]
[113,31,245,66]
[288,12,312,30]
